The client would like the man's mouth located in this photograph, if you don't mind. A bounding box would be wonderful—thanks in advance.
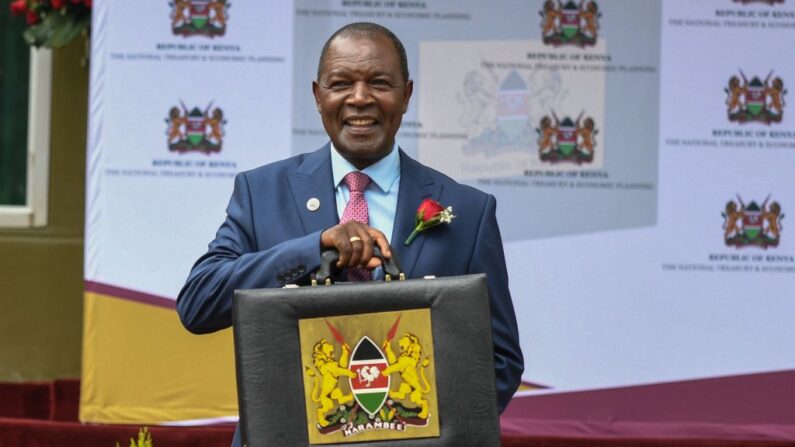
[344,117,378,130]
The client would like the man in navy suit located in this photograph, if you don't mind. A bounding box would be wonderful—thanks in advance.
[177,22,523,446]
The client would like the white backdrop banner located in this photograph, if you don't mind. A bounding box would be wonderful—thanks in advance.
[83,0,795,430]
[86,0,293,300]
[82,0,294,423]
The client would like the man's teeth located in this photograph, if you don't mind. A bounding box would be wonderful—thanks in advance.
[348,119,375,126]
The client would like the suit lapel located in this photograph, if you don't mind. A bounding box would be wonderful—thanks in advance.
[391,150,440,278]
[287,145,339,235]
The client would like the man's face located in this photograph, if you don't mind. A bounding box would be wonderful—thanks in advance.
[313,34,413,169]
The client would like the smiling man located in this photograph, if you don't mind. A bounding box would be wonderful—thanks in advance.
[313,29,412,169]
[177,22,523,447]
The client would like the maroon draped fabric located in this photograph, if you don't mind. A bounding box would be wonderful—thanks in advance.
[1,379,793,447]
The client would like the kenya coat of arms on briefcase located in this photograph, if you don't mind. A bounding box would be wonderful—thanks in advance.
[299,309,440,444]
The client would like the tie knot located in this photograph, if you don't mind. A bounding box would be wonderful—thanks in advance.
[343,171,371,193]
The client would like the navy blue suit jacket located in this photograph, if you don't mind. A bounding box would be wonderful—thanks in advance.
[177,145,524,443]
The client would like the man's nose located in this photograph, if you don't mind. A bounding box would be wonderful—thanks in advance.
[347,81,373,106]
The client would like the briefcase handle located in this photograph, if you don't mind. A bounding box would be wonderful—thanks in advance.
[314,246,403,285]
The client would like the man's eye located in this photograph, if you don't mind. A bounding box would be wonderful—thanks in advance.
[371,79,390,87]
[329,81,351,89]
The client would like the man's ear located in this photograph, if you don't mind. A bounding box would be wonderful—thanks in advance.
[402,80,414,114]
[312,81,321,113]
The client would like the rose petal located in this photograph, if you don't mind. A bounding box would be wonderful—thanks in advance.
[417,198,444,222]
[10,0,28,16]
[26,10,40,25]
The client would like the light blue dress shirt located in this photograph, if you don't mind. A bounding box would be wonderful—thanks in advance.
[330,142,401,278]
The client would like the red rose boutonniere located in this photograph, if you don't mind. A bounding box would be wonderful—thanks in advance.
[404,198,455,246]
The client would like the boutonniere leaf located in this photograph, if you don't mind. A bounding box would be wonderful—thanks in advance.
[404,198,455,246]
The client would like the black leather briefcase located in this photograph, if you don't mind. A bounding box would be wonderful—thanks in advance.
[233,249,500,446]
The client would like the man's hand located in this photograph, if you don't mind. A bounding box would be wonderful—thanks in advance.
[320,221,391,270]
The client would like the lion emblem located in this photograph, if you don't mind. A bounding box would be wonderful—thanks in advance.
[382,333,432,419]
[540,0,562,36]
[576,116,596,155]
[723,200,743,240]
[170,0,191,29]
[165,105,188,144]
[204,107,225,145]
[763,201,783,240]
[305,339,357,427]
[537,115,558,155]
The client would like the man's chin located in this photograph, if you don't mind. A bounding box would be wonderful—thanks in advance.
[334,141,391,167]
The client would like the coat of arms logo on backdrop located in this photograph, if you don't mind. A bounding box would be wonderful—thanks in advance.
[723,196,785,249]
[725,71,787,125]
[165,102,226,154]
[540,0,601,48]
[536,111,597,164]
[170,0,230,37]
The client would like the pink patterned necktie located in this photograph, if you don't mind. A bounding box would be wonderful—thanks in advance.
[341,171,372,281]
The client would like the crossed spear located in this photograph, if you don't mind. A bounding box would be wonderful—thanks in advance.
[324,315,402,351]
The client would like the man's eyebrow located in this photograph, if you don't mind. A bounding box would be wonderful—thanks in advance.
[335,71,396,79]
[324,69,350,76]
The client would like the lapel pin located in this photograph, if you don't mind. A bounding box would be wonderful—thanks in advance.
[306,198,320,212]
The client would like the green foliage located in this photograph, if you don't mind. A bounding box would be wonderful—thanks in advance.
[23,8,90,48]
[325,403,354,426]
[10,1,91,48]
[115,427,153,447]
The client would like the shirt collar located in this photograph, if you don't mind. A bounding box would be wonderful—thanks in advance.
[330,142,401,193]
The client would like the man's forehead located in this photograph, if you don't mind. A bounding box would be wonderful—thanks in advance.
[323,55,392,73]
[327,35,394,58]
[321,36,399,74]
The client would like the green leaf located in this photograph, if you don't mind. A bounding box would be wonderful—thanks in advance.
[44,10,88,48]
[19,9,90,48]
[23,18,55,47]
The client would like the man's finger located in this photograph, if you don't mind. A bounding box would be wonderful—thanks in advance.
[364,256,383,270]
[323,222,388,270]
[347,228,365,268]
[336,228,353,268]
[321,227,349,268]
[367,228,391,259]
[358,230,375,268]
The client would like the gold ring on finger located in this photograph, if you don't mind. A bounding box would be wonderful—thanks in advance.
[349,236,362,243]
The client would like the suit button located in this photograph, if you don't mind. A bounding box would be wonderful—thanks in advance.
[297,265,306,274]
[277,274,285,283]
[290,269,299,277]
